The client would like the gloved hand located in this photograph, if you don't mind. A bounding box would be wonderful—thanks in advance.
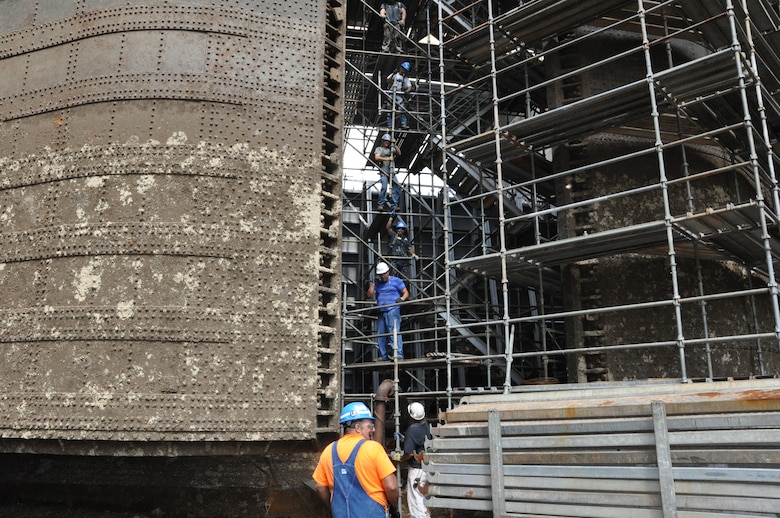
[395,297,404,304]
[398,22,405,29]
[389,504,401,518]
[412,254,419,261]
[389,450,403,462]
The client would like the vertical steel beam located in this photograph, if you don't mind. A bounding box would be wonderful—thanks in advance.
[652,400,677,518]
[637,0,688,381]
[488,409,506,518]
[736,0,780,352]
[484,0,514,394]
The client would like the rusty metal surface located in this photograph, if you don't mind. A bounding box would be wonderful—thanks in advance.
[0,1,340,442]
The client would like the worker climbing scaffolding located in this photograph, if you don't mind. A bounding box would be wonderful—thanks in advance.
[379,0,406,53]
[386,62,414,131]
[374,133,401,212]
[386,214,418,280]
[367,262,408,361]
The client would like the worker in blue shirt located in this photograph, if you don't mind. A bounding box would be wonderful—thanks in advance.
[367,261,409,360]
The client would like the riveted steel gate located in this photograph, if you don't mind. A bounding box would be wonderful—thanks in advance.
[0,0,344,445]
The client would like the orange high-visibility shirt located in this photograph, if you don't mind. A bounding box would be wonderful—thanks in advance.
[312,433,396,508]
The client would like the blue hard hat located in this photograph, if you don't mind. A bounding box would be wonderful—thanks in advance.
[340,402,375,424]
[401,62,411,72]
[394,219,407,229]
[382,133,392,142]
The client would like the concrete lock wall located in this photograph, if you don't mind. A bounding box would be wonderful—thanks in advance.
[0,1,341,445]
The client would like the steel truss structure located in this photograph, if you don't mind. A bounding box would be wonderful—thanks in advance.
[341,0,780,414]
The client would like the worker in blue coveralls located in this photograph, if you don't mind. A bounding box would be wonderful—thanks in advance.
[367,261,409,360]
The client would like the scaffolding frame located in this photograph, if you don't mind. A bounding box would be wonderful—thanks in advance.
[341,0,780,419]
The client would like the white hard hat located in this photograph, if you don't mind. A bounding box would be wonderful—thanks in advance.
[408,402,425,421]
[376,262,390,275]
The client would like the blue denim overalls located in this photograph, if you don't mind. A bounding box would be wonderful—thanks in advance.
[331,439,387,518]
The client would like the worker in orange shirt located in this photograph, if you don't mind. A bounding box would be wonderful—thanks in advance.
[313,402,399,518]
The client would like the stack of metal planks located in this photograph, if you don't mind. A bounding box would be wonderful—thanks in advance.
[425,378,780,517]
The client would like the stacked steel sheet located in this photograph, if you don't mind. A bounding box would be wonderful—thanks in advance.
[426,379,780,517]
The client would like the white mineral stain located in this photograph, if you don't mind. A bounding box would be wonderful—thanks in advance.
[185,355,200,376]
[86,176,105,188]
[83,382,113,409]
[173,269,200,291]
[131,365,145,378]
[252,369,265,394]
[74,259,104,302]
[166,131,188,146]
[0,206,13,224]
[117,301,135,320]
[119,186,133,205]
[136,175,155,194]
[40,158,65,179]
